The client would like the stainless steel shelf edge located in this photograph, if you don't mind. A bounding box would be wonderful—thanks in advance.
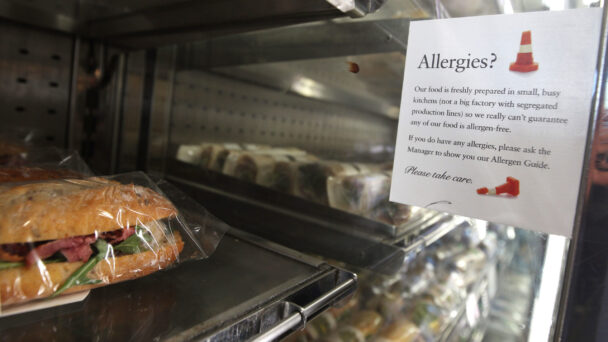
[0,0,388,48]
[0,1,76,33]
[229,228,326,268]
[175,230,358,342]
[249,277,357,342]
[177,18,410,69]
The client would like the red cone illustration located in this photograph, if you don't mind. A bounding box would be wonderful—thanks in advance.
[477,177,520,197]
[509,30,538,73]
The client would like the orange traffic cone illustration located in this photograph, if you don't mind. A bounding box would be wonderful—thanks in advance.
[477,177,520,197]
[509,30,538,73]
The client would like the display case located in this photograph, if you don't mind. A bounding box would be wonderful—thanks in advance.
[0,0,607,341]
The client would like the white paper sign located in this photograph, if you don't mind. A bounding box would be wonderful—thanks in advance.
[390,8,602,237]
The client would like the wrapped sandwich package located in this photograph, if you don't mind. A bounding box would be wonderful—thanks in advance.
[257,154,318,194]
[175,144,205,165]
[223,150,316,189]
[203,143,243,171]
[294,161,361,205]
[222,151,276,183]
[0,126,44,167]
[327,171,411,227]
[0,172,227,308]
[0,141,26,166]
[0,147,93,183]
[175,141,420,230]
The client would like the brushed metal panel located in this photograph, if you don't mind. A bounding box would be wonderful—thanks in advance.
[0,21,73,147]
[169,71,396,161]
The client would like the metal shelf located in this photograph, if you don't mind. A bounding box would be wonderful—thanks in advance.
[0,0,387,48]
[0,229,356,342]
[166,160,465,275]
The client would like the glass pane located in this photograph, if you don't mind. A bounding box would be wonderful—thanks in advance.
[160,0,602,341]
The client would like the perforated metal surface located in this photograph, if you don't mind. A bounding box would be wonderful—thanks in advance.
[0,21,73,147]
[170,71,396,161]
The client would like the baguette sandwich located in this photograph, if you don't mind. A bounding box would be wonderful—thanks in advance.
[0,178,184,306]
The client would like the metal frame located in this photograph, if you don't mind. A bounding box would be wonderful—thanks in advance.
[147,46,177,175]
[556,3,608,341]
[249,278,356,342]
[176,19,410,69]
[0,0,387,49]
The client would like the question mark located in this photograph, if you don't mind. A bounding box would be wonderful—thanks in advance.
[490,53,497,68]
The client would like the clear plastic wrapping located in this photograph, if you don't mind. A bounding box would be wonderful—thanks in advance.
[327,171,411,227]
[0,172,227,308]
[0,147,93,183]
[0,127,43,166]
[175,144,205,165]
[222,151,278,183]
[0,142,26,166]
[222,150,316,190]
[294,161,360,205]
[257,154,318,193]
[203,143,243,171]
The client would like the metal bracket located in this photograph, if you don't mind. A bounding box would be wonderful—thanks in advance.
[250,276,357,341]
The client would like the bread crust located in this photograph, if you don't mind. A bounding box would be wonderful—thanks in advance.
[0,231,184,305]
[0,142,25,157]
[0,167,82,183]
[0,178,177,243]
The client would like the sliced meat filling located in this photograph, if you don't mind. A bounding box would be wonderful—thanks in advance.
[0,227,137,265]
[26,235,98,265]
[61,243,94,263]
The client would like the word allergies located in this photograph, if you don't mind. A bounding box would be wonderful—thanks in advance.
[418,53,497,73]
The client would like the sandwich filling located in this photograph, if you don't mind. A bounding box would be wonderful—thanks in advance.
[0,227,137,266]
[0,226,164,297]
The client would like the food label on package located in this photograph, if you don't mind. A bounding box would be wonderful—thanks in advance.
[390,8,602,237]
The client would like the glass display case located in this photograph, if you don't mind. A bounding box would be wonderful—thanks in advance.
[0,0,606,341]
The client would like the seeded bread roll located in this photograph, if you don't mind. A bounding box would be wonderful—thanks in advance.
[0,178,177,244]
[0,232,183,305]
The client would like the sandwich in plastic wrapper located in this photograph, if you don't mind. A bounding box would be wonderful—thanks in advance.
[327,171,411,227]
[222,148,316,187]
[294,161,361,205]
[0,171,228,312]
[202,143,243,171]
[222,150,277,183]
[256,154,318,194]
[175,144,205,165]
[0,126,39,166]
[0,147,93,183]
